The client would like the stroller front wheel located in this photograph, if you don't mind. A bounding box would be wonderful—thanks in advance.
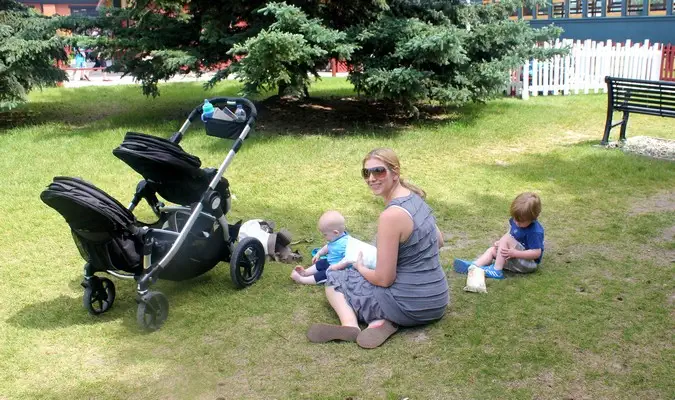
[137,291,169,331]
[230,237,265,288]
[83,277,116,316]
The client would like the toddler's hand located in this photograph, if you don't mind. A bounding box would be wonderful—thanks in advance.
[499,247,515,259]
[311,254,320,264]
[493,241,500,248]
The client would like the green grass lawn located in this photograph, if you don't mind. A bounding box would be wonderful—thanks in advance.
[0,79,673,399]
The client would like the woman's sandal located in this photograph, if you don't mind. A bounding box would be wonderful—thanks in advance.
[306,324,360,343]
[356,321,399,349]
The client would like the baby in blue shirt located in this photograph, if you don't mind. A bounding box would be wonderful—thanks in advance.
[454,192,545,279]
[291,210,354,285]
[292,210,376,284]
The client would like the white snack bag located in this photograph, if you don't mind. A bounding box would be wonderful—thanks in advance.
[463,265,487,293]
[343,236,377,269]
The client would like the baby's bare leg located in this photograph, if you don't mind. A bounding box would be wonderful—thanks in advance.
[290,270,319,285]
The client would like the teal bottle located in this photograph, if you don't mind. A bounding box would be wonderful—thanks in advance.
[201,99,215,122]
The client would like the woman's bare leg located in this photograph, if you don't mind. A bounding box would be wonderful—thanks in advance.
[325,286,359,328]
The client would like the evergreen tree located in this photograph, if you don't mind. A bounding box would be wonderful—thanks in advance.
[61,0,383,97]
[0,0,67,110]
[348,0,564,108]
[211,2,357,97]
[62,0,563,107]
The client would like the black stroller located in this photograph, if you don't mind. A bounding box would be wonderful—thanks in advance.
[40,97,265,331]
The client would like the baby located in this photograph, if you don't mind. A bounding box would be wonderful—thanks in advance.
[291,210,375,285]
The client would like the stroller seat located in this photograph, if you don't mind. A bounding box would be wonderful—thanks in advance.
[40,177,143,275]
[113,132,230,209]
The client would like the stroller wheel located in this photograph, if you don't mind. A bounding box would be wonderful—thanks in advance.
[83,277,116,316]
[230,236,265,288]
[137,292,169,331]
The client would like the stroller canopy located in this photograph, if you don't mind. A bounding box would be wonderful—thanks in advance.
[113,131,229,207]
[40,177,136,233]
[113,132,202,183]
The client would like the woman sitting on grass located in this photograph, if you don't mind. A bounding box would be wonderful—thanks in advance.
[306,148,449,348]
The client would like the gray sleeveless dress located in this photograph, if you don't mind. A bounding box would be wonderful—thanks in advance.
[325,193,450,326]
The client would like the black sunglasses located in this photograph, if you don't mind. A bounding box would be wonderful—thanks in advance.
[361,166,388,179]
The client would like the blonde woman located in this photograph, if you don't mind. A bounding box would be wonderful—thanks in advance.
[307,148,449,348]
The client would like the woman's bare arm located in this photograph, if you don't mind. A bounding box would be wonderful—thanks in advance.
[355,207,412,287]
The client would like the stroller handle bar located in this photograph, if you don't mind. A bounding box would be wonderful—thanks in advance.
[146,99,256,282]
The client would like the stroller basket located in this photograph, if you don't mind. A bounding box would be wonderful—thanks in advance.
[202,100,256,140]
[205,119,247,140]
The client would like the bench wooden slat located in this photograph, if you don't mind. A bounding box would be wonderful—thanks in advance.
[618,105,675,117]
[612,96,675,110]
[614,86,675,95]
[613,89,675,100]
[613,88,675,99]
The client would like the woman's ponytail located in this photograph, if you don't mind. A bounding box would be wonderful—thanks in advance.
[400,178,426,199]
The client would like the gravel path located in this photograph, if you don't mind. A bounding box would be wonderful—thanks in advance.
[610,136,675,161]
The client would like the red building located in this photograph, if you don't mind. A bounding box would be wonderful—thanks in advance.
[18,0,126,16]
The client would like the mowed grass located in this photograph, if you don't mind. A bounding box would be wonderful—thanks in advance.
[0,79,673,399]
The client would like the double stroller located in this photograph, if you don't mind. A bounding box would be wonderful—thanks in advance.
[40,97,265,331]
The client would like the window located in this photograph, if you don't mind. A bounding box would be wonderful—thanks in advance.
[70,6,98,17]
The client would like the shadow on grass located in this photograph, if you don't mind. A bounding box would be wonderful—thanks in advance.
[478,146,674,195]
[6,264,247,331]
[5,294,124,329]
[4,91,492,142]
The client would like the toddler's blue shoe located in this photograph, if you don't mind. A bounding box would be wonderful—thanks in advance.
[453,259,473,274]
[481,265,505,280]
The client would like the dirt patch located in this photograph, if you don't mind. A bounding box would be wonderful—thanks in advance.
[254,96,459,135]
[1,103,125,129]
[440,231,479,253]
[629,190,675,216]
[661,225,675,242]
[557,130,594,144]
[405,330,430,343]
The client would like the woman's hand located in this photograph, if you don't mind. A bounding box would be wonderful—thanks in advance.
[329,260,351,271]
[354,251,365,273]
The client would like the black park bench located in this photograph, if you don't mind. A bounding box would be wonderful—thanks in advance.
[601,77,675,145]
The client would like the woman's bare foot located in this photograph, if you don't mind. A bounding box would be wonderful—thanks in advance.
[367,320,386,329]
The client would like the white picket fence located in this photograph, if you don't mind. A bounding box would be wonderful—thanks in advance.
[508,39,664,99]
